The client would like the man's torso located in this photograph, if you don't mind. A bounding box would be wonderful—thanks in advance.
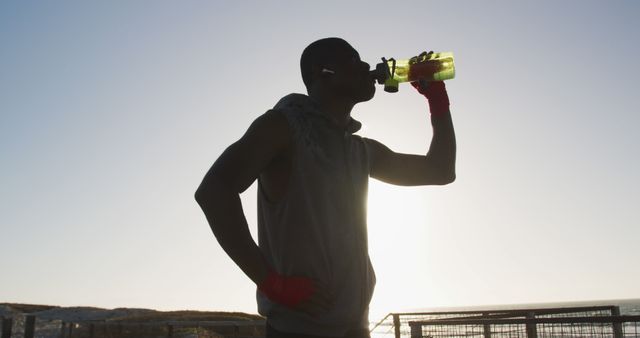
[259,136,292,204]
[255,94,375,336]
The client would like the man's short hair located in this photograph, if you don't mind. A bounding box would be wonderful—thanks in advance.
[300,37,352,89]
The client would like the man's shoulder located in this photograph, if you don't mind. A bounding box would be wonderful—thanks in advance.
[273,93,310,112]
[243,109,293,157]
[261,108,286,122]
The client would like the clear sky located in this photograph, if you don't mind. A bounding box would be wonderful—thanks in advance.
[1,0,638,324]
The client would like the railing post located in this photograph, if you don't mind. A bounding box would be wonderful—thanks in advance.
[410,322,422,338]
[89,323,95,338]
[68,322,73,338]
[2,317,13,338]
[24,315,35,338]
[525,312,537,338]
[393,314,401,338]
[60,322,66,338]
[482,312,491,338]
[167,324,173,337]
[612,306,623,338]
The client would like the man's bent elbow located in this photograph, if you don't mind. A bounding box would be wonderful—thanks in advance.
[194,181,210,203]
[194,178,227,205]
[444,172,456,184]
[434,171,456,185]
[194,188,206,204]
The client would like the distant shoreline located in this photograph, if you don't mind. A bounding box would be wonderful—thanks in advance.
[399,298,640,314]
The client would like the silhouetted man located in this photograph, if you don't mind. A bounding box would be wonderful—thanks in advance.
[195,37,456,338]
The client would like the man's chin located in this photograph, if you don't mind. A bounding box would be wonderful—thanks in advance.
[360,86,376,102]
[347,85,376,103]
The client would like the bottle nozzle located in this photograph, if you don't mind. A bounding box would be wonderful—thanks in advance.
[371,57,401,93]
[370,58,390,85]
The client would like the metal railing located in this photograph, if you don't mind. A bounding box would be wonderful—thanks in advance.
[3,305,637,337]
[61,319,267,338]
[369,306,630,338]
[1,315,266,338]
[409,315,640,338]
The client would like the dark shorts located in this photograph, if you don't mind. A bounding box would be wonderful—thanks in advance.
[266,321,371,338]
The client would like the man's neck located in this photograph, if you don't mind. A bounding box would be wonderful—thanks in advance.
[308,91,354,129]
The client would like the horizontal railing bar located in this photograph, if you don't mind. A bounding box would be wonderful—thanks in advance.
[409,315,640,326]
[391,305,618,317]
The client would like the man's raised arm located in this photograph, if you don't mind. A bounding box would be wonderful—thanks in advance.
[365,80,456,186]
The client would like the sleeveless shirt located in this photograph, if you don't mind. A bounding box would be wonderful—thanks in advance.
[256,93,376,337]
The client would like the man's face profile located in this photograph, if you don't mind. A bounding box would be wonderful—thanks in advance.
[305,38,376,103]
[326,47,376,103]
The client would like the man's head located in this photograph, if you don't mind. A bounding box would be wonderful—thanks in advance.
[300,37,375,103]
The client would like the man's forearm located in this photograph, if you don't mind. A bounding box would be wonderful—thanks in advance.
[195,184,268,286]
[410,80,456,181]
[426,110,457,180]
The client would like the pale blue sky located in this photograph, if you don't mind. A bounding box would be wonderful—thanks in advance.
[1,1,638,323]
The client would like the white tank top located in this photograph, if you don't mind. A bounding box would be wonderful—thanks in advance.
[256,93,376,336]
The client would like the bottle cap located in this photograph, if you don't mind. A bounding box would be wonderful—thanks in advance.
[370,60,391,85]
[384,78,399,93]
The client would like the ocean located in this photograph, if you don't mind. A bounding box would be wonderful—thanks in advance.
[406,298,640,316]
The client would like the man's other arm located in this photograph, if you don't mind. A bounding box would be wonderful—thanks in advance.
[194,109,290,285]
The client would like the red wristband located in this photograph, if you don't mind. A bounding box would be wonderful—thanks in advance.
[258,267,315,308]
[410,80,450,117]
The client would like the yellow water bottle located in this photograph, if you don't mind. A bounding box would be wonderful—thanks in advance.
[371,51,455,92]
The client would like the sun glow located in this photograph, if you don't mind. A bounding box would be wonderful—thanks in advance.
[366,179,447,322]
